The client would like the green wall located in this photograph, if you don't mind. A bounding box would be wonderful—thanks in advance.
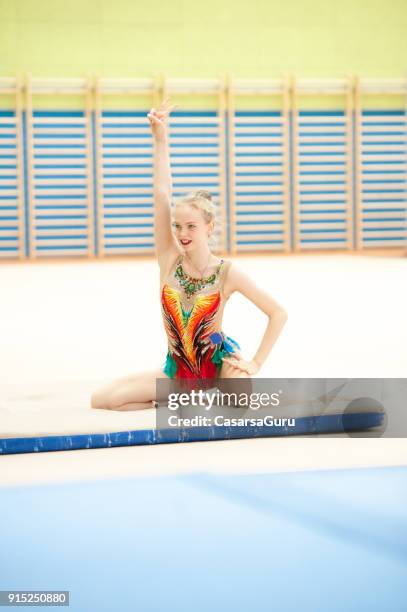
[1,0,406,108]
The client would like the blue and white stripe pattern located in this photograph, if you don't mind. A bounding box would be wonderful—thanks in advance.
[296,110,351,250]
[0,106,406,259]
[99,111,154,255]
[30,110,91,257]
[0,110,21,258]
[358,110,407,248]
[232,111,288,252]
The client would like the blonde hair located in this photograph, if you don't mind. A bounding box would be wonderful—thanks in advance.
[175,190,216,224]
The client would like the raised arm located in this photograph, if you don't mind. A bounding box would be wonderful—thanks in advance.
[147,100,181,267]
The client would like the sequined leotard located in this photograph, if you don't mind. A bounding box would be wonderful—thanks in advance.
[161,254,240,381]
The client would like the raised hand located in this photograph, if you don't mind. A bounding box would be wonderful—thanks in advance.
[147,97,177,142]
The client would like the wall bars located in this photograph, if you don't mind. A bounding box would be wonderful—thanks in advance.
[0,74,406,261]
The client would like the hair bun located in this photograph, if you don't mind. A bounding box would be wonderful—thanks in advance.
[195,189,212,202]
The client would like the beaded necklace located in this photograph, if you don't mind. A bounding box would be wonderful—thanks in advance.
[175,256,224,299]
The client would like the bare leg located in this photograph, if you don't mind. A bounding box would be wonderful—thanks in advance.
[90,367,169,411]
[219,358,252,397]
[109,401,155,412]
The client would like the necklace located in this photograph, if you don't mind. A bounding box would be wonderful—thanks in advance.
[185,253,212,279]
[175,256,223,299]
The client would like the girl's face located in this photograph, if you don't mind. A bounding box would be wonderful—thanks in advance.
[173,204,213,251]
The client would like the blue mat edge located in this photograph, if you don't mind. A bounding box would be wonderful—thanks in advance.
[0,412,384,455]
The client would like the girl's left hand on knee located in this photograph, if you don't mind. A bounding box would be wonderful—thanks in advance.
[223,356,260,376]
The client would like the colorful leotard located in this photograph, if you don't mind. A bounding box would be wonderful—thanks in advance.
[161,254,240,381]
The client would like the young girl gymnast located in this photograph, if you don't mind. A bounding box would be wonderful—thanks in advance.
[91,99,288,411]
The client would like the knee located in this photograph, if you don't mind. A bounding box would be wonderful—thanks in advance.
[90,390,112,410]
[90,392,103,409]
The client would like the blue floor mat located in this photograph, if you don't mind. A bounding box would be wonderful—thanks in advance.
[0,465,406,611]
[0,411,384,454]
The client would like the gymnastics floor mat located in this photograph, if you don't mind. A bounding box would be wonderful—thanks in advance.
[0,380,385,454]
[0,465,406,611]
